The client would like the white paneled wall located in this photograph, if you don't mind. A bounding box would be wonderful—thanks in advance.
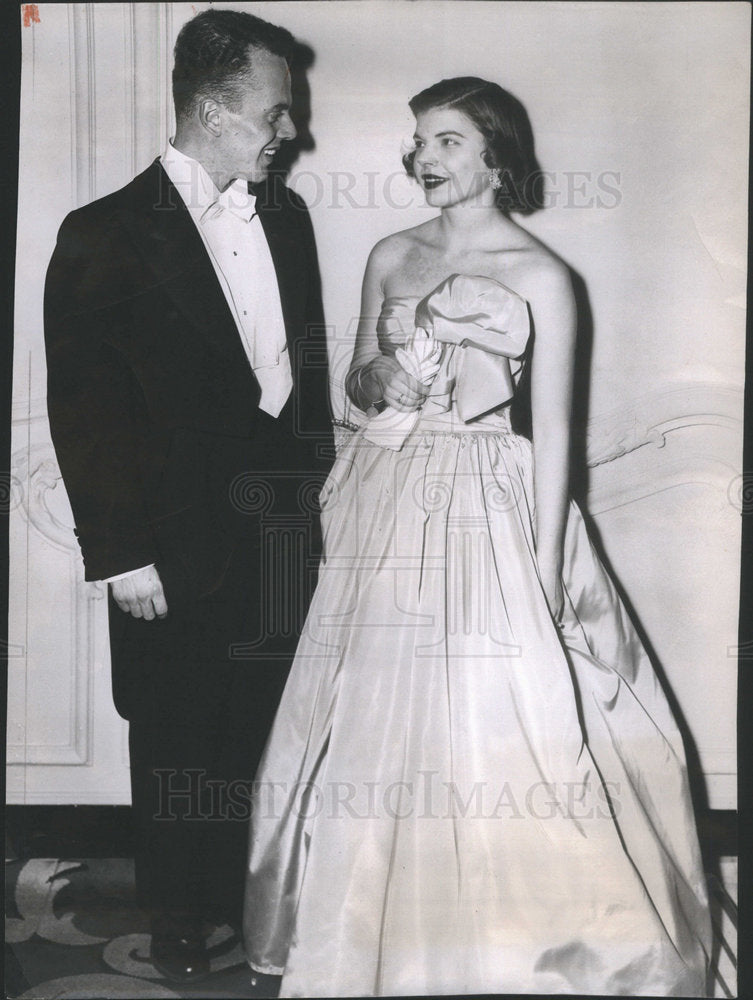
[9,3,176,803]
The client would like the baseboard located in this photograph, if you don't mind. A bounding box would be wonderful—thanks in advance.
[5,806,134,860]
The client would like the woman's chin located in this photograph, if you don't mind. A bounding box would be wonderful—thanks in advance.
[422,186,450,207]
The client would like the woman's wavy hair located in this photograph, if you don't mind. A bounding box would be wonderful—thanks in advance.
[403,77,544,215]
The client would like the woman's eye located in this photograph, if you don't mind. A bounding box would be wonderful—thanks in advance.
[442,138,457,146]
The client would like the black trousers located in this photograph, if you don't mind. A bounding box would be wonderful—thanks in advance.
[127,714,275,926]
[111,523,317,926]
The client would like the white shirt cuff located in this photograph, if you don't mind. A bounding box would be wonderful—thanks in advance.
[102,564,155,583]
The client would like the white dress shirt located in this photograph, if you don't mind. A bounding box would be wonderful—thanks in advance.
[104,141,293,584]
[161,140,293,417]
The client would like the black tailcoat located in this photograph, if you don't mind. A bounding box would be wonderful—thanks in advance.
[44,161,333,920]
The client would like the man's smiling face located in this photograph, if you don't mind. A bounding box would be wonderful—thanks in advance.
[217,47,296,185]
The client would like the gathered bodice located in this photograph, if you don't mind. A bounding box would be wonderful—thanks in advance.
[374,274,530,433]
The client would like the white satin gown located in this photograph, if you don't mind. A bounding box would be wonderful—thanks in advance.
[242,275,711,997]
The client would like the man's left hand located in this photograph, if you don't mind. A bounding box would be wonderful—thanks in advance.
[110,565,168,620]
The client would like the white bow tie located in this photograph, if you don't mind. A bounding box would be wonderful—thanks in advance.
[201,181,257,224]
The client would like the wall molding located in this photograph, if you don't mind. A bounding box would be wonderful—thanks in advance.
[12,445,77,551]
[584,382,743,515]
[585,381,742,468]
[8,443,104,767]
[124,4,136,178]
[69,4,96,207]
[588,454,742,516]
[5,779,131,806]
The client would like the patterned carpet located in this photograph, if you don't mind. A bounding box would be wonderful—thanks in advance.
[4,858,279,999]
[5,855,738,998]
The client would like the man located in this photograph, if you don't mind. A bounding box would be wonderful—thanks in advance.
[44,9,331,983]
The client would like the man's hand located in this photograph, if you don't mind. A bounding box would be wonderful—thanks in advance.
[110,565,168,620]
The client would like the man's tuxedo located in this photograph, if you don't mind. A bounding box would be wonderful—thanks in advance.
[44,160,332,922]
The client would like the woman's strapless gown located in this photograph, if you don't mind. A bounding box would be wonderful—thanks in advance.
[243,275,711,997]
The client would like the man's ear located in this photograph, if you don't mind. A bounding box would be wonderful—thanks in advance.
[199,98,222,137]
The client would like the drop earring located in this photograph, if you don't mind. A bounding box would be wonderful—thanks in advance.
[489,168,502,190]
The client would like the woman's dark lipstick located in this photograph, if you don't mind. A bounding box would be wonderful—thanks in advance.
[422,174,448,189]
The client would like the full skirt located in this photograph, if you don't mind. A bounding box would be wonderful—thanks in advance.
[243,427,711,997]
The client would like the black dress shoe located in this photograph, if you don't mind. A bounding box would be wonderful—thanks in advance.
[150,912,210,984]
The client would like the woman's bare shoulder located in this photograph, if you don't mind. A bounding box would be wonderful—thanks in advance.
[369,221,435,260]
[365,221,437,288]
[502,228,572,302]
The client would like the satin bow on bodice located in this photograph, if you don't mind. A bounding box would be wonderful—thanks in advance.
[377,274,531,423]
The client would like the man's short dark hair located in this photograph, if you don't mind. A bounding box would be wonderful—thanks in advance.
[172,9,295,124]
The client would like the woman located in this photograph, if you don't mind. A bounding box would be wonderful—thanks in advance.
[243,78,711,997]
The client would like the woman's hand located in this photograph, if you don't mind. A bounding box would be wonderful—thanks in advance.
[361,356,428,412]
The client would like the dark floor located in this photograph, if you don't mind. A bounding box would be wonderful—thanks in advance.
[6,806,136,860]
[4,806,739,999]
[5,804,738,863]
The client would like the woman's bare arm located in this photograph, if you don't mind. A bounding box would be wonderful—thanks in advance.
[346,239,427,413]
[529,259,577,618]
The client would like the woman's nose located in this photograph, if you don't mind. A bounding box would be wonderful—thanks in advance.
[415,146,436,166]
